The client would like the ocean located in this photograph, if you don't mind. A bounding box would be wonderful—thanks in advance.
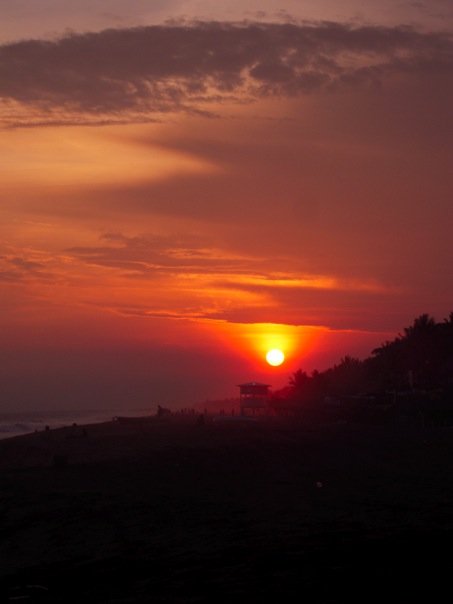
[0,408,153,440]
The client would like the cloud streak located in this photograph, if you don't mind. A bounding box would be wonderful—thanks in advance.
[60,231,398,329]
[0,252,54,282]
[1,21,452,126]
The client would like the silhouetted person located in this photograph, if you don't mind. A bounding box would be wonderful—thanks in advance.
[197,414,205,426]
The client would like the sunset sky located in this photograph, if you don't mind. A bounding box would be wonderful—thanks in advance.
[1,1,452,410]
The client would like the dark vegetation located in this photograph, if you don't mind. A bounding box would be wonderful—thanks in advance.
[273,313,453,419]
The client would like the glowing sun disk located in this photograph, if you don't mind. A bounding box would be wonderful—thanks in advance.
[266,348,285,366]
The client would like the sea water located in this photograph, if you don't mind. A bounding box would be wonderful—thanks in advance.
[0,408,152,440]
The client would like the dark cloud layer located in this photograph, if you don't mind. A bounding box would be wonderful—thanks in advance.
[0,254,51,282]
[1,21,452,123]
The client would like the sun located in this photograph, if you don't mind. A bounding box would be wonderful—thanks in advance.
[266,348,285,367]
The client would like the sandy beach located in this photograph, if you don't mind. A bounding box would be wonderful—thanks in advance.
[1,416,453,602]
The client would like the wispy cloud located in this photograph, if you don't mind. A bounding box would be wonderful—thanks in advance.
[59,231,397,327]
[0,251,54,282]
[66,231,258,276]
[65,232,391,290]
[1,21,452,126]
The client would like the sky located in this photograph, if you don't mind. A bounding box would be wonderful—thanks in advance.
[1,1,452,410]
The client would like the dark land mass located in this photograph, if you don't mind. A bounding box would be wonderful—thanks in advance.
[1,416,453,602]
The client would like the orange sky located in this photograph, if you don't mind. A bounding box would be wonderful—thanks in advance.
[1,10,452,410]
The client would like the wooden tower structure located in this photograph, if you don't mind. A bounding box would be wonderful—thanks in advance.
[238,382,271,416]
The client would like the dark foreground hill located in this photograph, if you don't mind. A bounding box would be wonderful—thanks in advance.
[1,416,453,602]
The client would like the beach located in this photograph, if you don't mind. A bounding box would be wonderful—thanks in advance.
[1,415,453,602]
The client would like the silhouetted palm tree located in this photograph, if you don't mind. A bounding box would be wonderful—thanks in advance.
[282,312,453,408]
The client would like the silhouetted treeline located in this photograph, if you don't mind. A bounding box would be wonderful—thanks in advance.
[274,313,453,409]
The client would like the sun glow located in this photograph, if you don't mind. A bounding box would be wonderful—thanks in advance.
[266,348,285,366]
[204,321,324,371]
